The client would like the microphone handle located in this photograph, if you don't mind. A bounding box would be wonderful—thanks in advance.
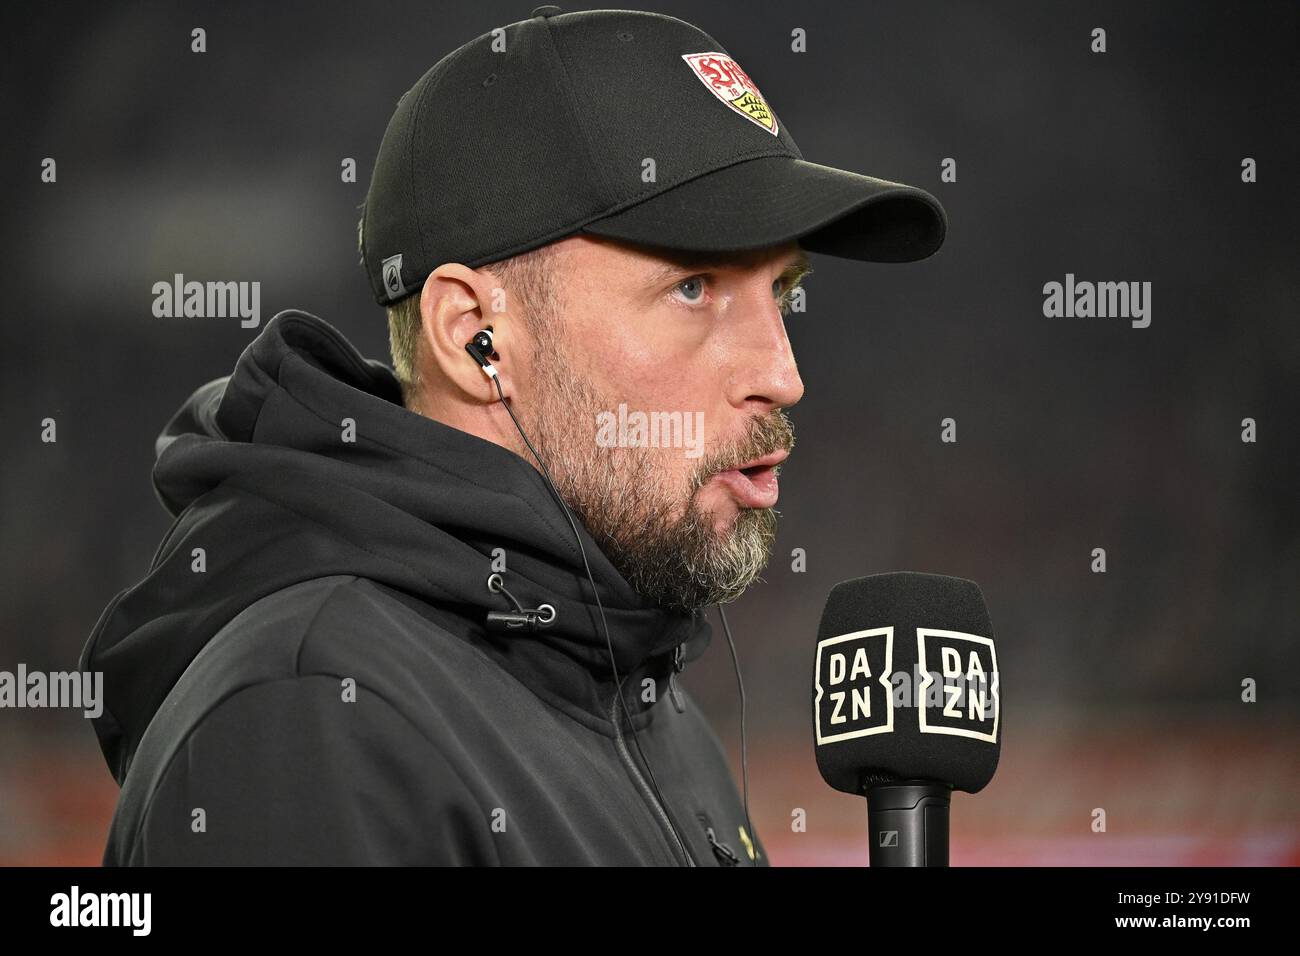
[864,780,952,867]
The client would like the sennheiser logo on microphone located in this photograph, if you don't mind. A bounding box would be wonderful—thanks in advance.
[917,629,1000,743]
[813,627,894,744]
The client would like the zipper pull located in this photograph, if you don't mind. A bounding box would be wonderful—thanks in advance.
[667,643,687,712]
[705,825,740,866]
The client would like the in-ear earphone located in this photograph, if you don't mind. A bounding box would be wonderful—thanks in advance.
[465,326,498,379]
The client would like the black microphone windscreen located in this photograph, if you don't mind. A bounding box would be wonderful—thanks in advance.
[812,572,1001,795]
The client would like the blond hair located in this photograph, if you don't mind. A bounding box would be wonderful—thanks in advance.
[386,244,558,407]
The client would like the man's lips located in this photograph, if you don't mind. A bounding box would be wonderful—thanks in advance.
[708,449,789,509]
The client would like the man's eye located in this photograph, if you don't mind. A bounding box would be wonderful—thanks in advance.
[672,275,707,304]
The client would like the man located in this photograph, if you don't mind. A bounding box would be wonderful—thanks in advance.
[82,7,945,865]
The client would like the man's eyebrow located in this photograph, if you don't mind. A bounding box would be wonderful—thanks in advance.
[779,251,813,287]
[641,249,813,289]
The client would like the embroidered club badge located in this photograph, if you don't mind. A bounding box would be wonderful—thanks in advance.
[681,52,778,136]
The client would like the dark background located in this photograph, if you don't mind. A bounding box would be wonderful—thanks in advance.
[2,0,1296,864]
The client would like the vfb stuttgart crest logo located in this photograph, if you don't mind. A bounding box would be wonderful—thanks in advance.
[681,52,778,135]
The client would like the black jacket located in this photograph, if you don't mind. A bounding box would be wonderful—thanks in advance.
[81,310,766,866]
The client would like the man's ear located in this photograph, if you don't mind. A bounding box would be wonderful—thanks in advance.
[417,263,513,403]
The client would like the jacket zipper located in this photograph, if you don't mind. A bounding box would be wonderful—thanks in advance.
[609,685,696,866]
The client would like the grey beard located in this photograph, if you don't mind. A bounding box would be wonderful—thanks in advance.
[518,354,790,612]
[599,485,779,611]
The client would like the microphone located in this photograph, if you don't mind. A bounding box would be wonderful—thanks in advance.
[811,572,1002,866]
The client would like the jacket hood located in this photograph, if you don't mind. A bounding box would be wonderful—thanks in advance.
[81,310,712,783]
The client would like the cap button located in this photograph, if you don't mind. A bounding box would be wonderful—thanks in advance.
[532,5,562,17]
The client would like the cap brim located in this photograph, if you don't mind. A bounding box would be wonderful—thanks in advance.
[580,155,947,263]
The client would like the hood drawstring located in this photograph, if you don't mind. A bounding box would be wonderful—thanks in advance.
[484,571,556,633]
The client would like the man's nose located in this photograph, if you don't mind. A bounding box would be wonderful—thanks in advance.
[726,288,804,411]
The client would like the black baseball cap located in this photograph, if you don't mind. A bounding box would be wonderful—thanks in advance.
[360,5,947,305]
